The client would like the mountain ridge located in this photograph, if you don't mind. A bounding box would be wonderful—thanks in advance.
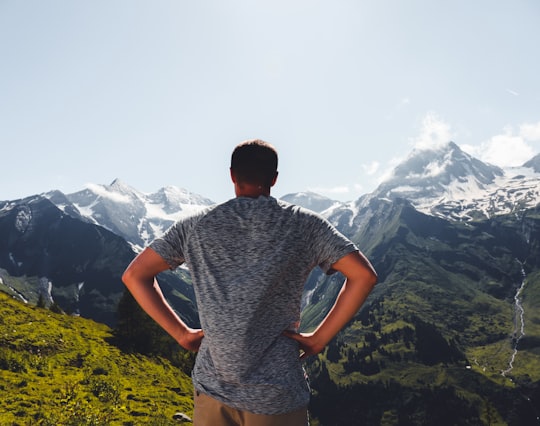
[45,179,214,251]
[3,141,539,233]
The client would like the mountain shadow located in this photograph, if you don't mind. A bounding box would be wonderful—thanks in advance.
[0,196,199,328]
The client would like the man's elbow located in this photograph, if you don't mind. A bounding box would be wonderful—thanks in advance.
[121,266,135,290]
[361,258,378,289]
[367,269,378,289]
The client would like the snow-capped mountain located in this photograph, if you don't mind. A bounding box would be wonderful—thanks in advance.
[6,141,540,252]
[46,179,214,250]
[524,153,540,172]
[374,141,502,205]
[280,191,342,213]
[0,195,135,324]
[370,141,540,221]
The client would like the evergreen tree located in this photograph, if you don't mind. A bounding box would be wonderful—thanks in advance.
[36,293,46,309]
[114,289,195,373]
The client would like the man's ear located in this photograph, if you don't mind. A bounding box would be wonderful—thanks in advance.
[230,168,237,183]
[270,171,278,187]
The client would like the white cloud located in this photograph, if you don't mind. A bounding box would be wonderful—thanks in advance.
[85,183,131,203]
[460,143,480,157]
[471,125,536,167]
[376,156,404,184]
[520,121,540,141]
[362,161,380,176]
[410,112,453,150]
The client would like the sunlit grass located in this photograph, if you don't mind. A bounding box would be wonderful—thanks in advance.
[0,291,193,425]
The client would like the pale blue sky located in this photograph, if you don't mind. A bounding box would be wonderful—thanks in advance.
[1,0,539,203]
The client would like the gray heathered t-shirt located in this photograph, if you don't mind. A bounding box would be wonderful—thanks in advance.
[150,196,357,415]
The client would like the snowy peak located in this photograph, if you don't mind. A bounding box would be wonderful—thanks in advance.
[370,142,540,221]
[109,177,131,190]
[45,180,215,250]
[523,153,540,173]
[377,141,503,202]
[280,191,343,213]
[148,185,214,215]
[66,180,144,209]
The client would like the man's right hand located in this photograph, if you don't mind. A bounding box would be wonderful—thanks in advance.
[180,328,205,352]
[282,330,325,360]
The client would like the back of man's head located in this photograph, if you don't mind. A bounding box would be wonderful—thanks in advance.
[230,139,278,187]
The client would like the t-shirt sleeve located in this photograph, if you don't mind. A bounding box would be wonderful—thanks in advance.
[149,208,210,269]
[310,215,358,275]
[149,224,186,269]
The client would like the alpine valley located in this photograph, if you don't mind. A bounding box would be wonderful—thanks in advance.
[1,141,539,425]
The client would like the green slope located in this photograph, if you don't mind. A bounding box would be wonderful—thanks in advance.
[0,291,194,425]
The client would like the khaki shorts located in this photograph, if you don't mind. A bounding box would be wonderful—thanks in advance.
[193,390,309,426]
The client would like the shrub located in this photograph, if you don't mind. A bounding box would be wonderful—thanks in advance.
[0,349,27,373]
[89,377,121,404]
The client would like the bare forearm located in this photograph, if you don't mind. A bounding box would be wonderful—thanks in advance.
[121,248,203,351]
[311,276,374,349]
[284,250,377,357]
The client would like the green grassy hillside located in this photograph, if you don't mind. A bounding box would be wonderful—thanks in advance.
[0,291,194,425]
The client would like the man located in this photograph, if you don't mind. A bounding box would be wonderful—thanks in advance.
[122,139,377,425]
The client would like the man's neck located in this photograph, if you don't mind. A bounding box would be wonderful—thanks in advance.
[235,183,271,198]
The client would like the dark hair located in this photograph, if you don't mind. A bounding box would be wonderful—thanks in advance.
[230,139,278,186]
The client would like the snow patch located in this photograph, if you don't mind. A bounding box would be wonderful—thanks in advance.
[9,253,22,268]
[39,277,54,303]
[416,167,540,221]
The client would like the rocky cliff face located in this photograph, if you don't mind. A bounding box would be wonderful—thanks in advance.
[0,196,133,325]
[0,194,200,327]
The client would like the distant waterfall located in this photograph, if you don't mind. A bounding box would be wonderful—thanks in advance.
[501,262,527,377]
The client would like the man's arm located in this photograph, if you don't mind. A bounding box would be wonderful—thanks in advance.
[284,250,377,359]
[122,247,204,352]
